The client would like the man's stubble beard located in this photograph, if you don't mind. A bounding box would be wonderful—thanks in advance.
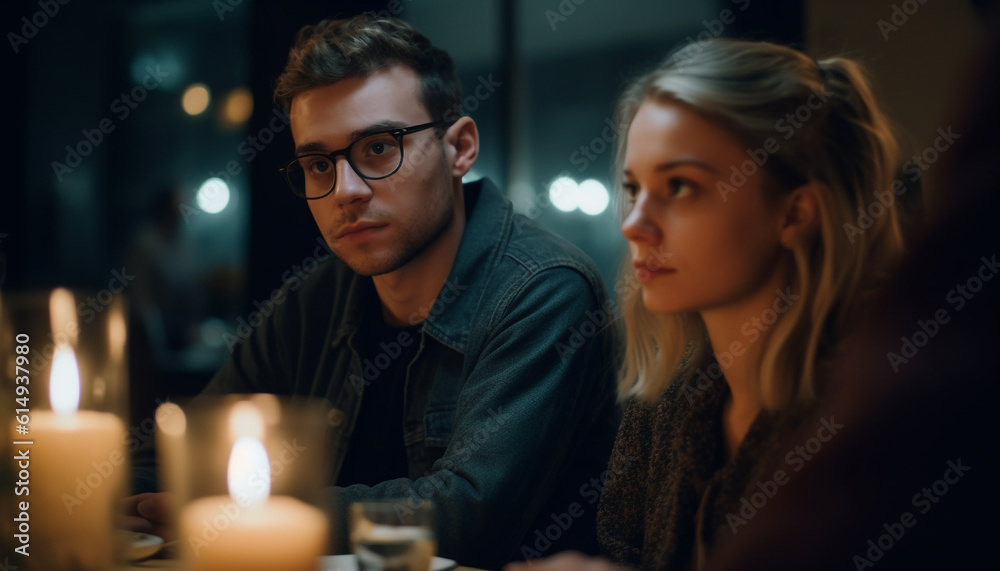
[332,183,456,278]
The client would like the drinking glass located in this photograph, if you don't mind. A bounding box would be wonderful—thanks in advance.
[350,500,436,571]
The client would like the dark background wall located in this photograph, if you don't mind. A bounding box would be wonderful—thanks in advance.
[0,0,985,426]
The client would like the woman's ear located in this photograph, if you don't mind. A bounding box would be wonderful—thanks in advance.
[444,116,479,179]
[778,183,821,248]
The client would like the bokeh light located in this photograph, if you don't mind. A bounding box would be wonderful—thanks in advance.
[549,176,579,212]
[182,83,210,115]
[196,177,230,213]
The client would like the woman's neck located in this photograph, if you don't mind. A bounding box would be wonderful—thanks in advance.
[700,271,791,456]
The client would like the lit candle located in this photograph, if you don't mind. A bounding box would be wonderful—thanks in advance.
[178,403,328,571]
[31,343,126,570]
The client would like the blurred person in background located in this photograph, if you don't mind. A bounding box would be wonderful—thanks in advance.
[704,3,1000,570]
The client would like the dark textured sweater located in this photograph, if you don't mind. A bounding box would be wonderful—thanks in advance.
[597,369,819,570]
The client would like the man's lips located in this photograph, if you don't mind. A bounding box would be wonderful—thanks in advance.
[336,222,387,239]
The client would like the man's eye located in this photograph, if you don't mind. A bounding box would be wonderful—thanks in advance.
[365,138,398,156]
[306,158,331,173]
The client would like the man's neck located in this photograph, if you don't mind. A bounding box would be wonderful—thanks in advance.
[372,182,467,328]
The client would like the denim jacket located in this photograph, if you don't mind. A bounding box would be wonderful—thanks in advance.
[134,179,620,569]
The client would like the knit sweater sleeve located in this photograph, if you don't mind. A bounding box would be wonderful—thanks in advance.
[597,396,653,567]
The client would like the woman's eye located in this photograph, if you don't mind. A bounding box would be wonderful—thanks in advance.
[622,183,638,200]
[668,179,693,197]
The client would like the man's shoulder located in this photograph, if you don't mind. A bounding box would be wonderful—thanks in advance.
[461,178,608,303]
[500,210,605,287]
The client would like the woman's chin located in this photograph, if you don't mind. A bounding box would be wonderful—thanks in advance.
[641,291,694,315]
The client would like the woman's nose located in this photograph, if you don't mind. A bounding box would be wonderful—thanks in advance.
[621,192,659,245]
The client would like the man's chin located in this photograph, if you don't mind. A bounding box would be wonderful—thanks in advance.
[335,250,405,277]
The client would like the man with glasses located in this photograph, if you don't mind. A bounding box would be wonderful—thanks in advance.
[127,14,619,569]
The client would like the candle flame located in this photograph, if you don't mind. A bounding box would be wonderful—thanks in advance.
[227,436,270,506]
[156,402,186,436]
[50,345,81,414]
[229,401,265,440]
[108,303,127,362]
[48,288,79,347]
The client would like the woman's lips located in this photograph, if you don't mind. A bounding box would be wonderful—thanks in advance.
[633,262,676,282]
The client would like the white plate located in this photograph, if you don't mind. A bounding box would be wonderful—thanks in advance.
[120,530,165,561]
[321,554,458,571]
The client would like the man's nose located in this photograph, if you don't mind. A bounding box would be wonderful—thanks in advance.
[332,156,373,207]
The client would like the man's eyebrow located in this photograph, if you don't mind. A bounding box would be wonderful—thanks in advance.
[294,120,410,156]
[350,120,408,141]
[294,142,328,155]
[623,159,719,176]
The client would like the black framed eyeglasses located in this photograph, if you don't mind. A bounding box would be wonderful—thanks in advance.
[280,120,449,199]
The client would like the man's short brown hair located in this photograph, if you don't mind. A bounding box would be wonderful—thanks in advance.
[274,14,462,122]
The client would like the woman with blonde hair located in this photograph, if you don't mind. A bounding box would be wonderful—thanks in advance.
[507,38,905,571]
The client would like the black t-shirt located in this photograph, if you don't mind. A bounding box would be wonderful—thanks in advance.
[336,311,422,487]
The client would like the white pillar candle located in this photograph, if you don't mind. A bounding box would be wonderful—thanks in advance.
[30,345,125,570]
[178,407,328,571]
[179,494,328,571]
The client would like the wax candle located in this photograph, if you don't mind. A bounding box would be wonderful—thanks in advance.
[178,406,328,571]
[30,345,126,570]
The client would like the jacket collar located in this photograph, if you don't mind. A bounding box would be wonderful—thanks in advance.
[333,178,512,353]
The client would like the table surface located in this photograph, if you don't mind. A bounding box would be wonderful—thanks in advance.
[124,559,486,571]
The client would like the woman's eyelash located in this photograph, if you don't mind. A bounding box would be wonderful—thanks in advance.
[623,178,696,201]
[668,178,695,194]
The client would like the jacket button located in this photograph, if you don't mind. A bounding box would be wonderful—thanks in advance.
[327,408,345,427]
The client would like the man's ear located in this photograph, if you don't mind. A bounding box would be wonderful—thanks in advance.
[444,116,479,178]
[778,183,821,248]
